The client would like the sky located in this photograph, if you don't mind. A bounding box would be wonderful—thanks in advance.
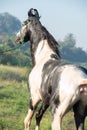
[0,0,87,50]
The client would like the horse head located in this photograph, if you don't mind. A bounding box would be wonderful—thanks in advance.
[28,8,40,19]
[15,8,40,44]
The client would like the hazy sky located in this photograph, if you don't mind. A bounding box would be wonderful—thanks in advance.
[0,0,87,50]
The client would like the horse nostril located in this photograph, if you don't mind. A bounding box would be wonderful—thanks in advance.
[15,37,21,44]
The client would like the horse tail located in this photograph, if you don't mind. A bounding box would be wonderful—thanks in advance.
[79,79,87,94]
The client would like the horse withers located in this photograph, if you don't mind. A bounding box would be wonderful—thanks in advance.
[16,8,87,130]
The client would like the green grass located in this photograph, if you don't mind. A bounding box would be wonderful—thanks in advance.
[0,81,28,130]
[0,65,87,130]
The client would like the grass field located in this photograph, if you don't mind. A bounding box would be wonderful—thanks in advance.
[0,65,87,130]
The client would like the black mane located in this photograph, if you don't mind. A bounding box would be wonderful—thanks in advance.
[41,26,60,58]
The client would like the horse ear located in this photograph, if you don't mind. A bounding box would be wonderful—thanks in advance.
[28,8,40,20]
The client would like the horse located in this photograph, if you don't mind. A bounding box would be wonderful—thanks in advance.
[16,8,87,130]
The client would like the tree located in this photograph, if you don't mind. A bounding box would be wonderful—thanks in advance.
[59,33,87,63]
[60,33,76,48]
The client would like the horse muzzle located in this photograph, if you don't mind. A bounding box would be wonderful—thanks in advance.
[15,37,22,44]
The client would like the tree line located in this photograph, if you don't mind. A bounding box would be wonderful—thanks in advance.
[0,33,87,66]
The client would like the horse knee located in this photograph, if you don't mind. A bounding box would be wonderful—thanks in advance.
[29,97,41,110]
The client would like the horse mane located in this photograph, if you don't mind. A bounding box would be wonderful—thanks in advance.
[29,17,60,65]
[41,26,60,58]
[31,17,60,58]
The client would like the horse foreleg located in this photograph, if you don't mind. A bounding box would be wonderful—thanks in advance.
[24,98,40,130]
[35,103,49,130]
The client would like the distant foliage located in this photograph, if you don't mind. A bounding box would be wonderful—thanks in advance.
[59,33,87,63]
[0,33,87,66]
[0,36,31,67]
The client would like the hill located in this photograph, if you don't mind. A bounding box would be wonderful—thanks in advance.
[0,12,21,35]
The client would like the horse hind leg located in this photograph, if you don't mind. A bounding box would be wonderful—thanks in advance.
[52,95,73,130]
[73,102,86,130]
[35,103,49,130]
[24,97,40,130]
[73,81,87,130]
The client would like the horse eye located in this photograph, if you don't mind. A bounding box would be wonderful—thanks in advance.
[22,20,28,26]
[28,19,31,22]
[25,21,28,24]
[28,18,33,23]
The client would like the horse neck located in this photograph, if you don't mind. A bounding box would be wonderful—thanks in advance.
[31,39,55,65]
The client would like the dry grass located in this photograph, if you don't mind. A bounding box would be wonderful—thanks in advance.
[0,64,29,82]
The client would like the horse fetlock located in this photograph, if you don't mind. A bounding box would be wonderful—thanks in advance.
[35,125,40,130]
[52,119,61,130]
[24,119,29,130]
